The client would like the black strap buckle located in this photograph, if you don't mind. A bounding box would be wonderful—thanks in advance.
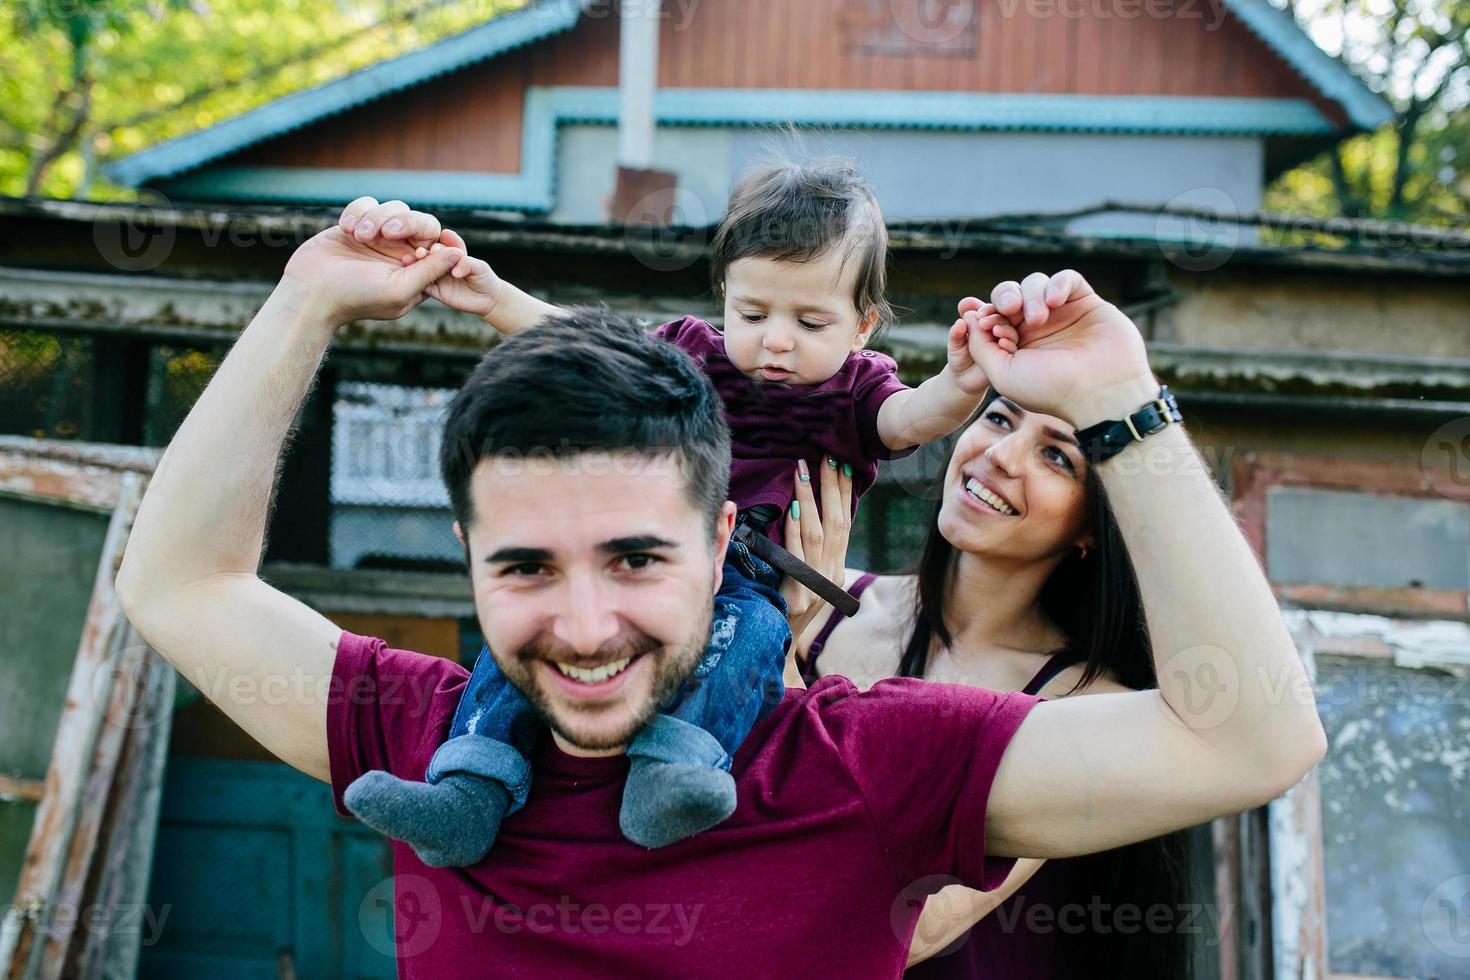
[1076,385,1183,465]
[733,516,862,618]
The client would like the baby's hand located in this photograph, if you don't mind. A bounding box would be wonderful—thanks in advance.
[401,228,504,320]
[947,300,1019,395]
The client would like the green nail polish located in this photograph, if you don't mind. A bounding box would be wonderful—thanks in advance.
[790,501,800,520]
[842,463,853,477]
[799,473,810,483]
[827,458,837,469]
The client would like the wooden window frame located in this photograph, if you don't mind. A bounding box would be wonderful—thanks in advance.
[1227,449,1470,980]
[1230,450,1470,620]
[0,437,174,978]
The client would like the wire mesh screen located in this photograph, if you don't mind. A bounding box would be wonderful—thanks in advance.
[0,330,97,440]
[0,330,218,445]
[329,381,461,570]
[144,345,219,446]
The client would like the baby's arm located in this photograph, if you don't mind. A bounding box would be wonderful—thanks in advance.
[876,304,1018,450]
[408,229,565,336]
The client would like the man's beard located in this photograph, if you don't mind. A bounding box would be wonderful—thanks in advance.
[498,601,713,752]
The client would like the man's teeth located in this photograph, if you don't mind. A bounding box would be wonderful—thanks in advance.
[965,478,1017,515]
[554,656,634,684]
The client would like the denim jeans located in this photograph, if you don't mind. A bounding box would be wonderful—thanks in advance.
[652,529,790,764]
[430,534,792,811]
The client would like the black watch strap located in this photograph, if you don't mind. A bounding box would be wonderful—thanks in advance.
[1075,385,1183,464]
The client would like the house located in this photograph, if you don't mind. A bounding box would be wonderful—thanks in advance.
[104,0,1392,233]
[4,1,1466,977]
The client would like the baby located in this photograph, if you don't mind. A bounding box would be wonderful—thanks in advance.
[344,161,1017,865]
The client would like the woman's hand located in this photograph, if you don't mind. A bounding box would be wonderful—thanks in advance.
[958,270,1158,429]
[780,457,855,646]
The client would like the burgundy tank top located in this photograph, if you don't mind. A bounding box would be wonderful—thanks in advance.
[802,575,1077,698]
[804,578,1080,979]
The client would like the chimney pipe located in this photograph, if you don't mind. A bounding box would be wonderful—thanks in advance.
[610,0,677,225]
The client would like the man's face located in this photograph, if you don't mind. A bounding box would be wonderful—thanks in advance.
[457,451,736,756]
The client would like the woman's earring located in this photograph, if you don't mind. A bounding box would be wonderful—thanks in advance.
[1078,543,1090,560]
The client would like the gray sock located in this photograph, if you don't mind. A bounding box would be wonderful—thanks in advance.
[344,769,511,868]
[619,758,737,849]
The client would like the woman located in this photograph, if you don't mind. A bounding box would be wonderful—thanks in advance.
[794,385,1193,978]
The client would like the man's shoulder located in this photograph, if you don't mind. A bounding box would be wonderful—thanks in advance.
[334,630,469,691]
[327,631,469,815]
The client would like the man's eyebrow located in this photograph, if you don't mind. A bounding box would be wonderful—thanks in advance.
[996,397,1079,446]
[485,546,552,564]
[598,535,679,554]
[484,537,678,564]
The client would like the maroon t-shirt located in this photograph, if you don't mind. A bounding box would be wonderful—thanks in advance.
[328,631,1039,977]
[653,316,914,541]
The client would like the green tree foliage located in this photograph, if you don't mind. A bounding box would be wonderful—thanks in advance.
[1265,0,1469,226]
[0,0,522,199]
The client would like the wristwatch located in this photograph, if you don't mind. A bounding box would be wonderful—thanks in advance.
[1075,385,1183,464]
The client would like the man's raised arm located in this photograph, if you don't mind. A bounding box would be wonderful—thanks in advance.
[116,199,465,782]
[971,271,1328,858]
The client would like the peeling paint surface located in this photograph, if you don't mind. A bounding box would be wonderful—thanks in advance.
[1314,650,1470,977]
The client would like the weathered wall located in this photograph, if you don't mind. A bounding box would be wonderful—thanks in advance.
[1167,267,1470,358]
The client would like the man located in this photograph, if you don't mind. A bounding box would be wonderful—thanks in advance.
[118,199,1326,976]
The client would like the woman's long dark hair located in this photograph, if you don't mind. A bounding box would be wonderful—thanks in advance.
[900,392,1194,979]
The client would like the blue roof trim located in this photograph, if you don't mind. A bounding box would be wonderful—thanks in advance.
[156,166,554,210]
[152,87,1338,209]
[614,88,1335,134]
[1221,0,1393,130]
[104,0,584,187]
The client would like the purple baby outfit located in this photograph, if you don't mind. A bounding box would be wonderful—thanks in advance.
[653,316,913,540]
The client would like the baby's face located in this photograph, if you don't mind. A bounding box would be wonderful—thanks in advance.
[721,248,874,387]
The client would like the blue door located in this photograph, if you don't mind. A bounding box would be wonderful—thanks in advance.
[142,757,399,978]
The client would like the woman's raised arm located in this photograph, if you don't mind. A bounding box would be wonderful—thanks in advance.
[972,271,1327,858]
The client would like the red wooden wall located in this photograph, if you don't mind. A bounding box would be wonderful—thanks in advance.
[231,0,1329,174]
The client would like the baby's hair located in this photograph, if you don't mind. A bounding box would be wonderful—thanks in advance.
[710,159,892,331]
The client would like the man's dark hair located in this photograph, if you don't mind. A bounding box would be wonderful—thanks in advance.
[709,160,892,330]
[440,308,731,535]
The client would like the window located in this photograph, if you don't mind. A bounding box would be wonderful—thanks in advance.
[329,382,460,570]
[1231,451,1470,979]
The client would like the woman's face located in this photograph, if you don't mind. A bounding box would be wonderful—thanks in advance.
[937,395,1094,563]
